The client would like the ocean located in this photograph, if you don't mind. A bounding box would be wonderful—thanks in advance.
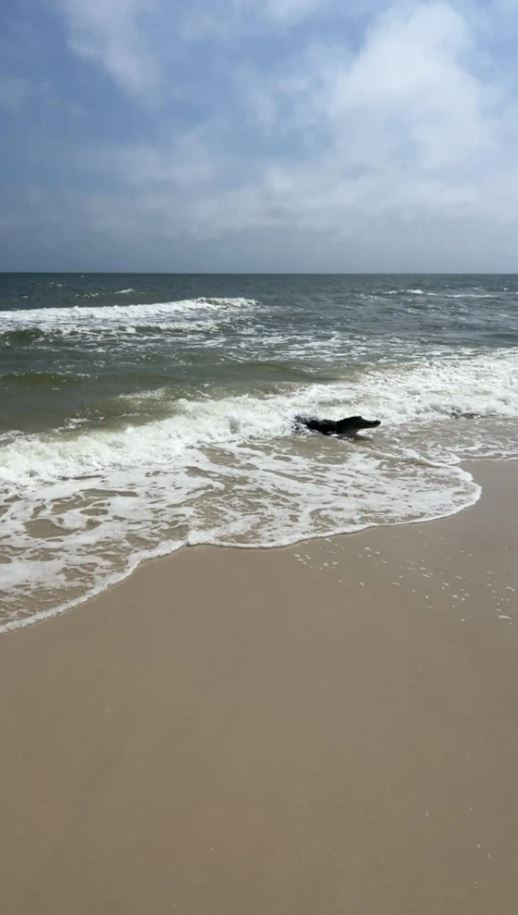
[1,273,517,631]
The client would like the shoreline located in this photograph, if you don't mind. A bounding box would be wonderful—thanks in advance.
[1,458,484,637]
[1,460,517,914]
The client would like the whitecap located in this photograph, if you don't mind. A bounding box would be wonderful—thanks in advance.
[3,345,518,631]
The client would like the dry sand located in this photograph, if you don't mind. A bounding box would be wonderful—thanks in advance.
[1,461,517,915]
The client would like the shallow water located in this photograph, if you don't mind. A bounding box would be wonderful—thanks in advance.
[1,273,517,630]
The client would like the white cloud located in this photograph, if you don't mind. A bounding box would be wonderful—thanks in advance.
[174,0,341,41]
[16,0,517,269]
[55,0,161,98]
[55,0,334,94]
[287,2,501,170]
[253,0,325,24]
[89,3,514,252]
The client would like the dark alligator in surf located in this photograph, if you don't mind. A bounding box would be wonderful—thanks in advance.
[450,411,479,420]
[295,415,381,436]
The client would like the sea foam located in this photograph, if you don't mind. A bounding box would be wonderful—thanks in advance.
[0,297,257,337]
[3,346,517,631]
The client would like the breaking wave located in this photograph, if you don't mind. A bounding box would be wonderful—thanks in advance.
[2,347,518,631]
[0,297,257,338]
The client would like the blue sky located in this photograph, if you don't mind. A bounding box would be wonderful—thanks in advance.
[1,0,518,271]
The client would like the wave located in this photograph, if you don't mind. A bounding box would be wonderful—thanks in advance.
[386,288,425,295]
[0,297,257,338]
[386,288,503,299]
[1,347,517,632]
[1,349,517,486]
[0,459,481,635]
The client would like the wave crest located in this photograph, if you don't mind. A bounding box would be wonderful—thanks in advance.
[0,297,257,337]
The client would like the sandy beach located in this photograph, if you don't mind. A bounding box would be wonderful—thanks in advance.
[1,460,517,915]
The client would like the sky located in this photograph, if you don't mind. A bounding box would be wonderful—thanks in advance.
[1,0,518,272]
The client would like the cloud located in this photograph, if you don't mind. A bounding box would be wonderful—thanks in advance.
[83,2,516,264]
[178,0,337,40]
[54,0,161,98]
[3,0,518,269]
[261,0,324,22]
[54,0,334,97]
[286,2,499,170]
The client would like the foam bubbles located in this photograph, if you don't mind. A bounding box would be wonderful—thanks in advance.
[0,357,495,631]
[1,298,517,631]
[0,297,257,339]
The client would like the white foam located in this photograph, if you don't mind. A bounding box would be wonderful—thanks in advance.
[386,288,501,298]
[0,297,257,337]
[0,435,480,633]
[2,349,515,488]
[386,288,424,294]
[1,347,517,632]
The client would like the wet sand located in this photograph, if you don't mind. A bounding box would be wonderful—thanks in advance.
[1,461,517,915]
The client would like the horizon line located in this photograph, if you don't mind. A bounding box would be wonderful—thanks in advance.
[2,270,518,277]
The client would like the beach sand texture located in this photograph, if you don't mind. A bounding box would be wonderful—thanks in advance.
[1,461,517,915]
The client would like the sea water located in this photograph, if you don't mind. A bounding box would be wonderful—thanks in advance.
[1,273,517,630]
